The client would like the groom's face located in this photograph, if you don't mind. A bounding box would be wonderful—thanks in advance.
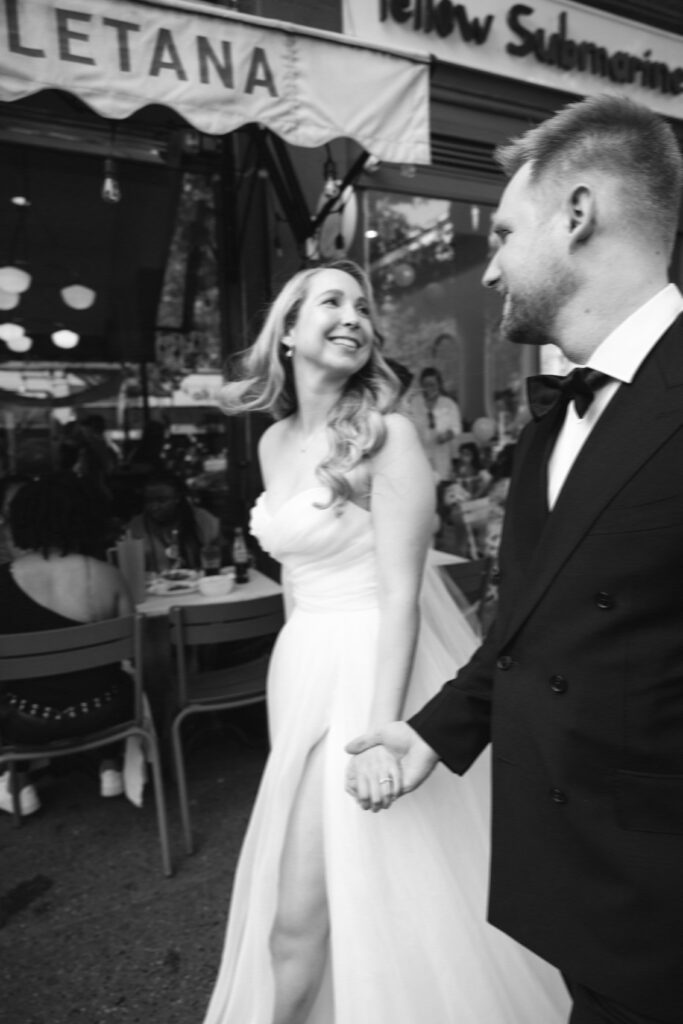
[483,163,579,347]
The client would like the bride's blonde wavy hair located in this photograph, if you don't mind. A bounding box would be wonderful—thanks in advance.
[219,260,400,509]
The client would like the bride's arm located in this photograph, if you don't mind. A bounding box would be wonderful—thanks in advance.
[348,415,435,809]
[367,413,435,727]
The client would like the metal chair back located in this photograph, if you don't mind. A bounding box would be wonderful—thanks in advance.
[168,592,284,854]
[0,615,172,876]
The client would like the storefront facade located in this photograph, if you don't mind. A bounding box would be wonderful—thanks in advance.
[0,0,430,513]
[1,0,682,513]
[342,0,683,437]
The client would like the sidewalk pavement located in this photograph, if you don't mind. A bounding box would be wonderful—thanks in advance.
[0,710,268,1024]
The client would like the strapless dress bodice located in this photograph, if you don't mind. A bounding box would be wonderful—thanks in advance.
[250,488,378,613]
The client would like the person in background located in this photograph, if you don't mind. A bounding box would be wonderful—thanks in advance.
[123,419,167,476]
[128,471,220,573]
[452,441,491,498]
[480,443,517,632]
[409,366,462,482]
[0,474,29,566]
[0,473,134,815]
[80,413,122,471]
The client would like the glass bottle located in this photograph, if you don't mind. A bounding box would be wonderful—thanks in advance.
[232,526,249,584]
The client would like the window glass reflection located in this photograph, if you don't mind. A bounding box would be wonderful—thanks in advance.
[364,190,532,444]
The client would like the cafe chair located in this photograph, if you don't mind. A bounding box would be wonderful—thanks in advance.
[169,594,284,855]
[438,556,492,633]
[0,615,173,877]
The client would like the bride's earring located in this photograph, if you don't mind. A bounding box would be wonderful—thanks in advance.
[283,344,293,359]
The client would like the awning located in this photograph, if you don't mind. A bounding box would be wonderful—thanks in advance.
[0,0,431,165]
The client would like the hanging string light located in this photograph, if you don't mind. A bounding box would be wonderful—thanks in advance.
[322,147,340,200]
[0,190,32,293]
[101,157,122,204]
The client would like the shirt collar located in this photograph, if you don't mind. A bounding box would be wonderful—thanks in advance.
[588,283,683,383]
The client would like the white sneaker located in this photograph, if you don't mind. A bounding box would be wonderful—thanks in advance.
[99,768,124,798]
[0,773,41,816]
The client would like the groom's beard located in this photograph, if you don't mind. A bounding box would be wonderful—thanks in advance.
[500,263,579,347]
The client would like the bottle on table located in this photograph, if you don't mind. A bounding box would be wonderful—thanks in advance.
[200,539,221,576]
[232,526,249,584]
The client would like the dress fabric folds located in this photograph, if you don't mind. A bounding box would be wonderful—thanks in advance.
[202,487,570,1024]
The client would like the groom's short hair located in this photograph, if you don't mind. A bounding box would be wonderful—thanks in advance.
[495,94,683,256]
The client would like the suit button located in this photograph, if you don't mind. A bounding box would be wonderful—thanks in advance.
[550,788,568,804]
[595,590,614,610]
[496,655,513,670]
[549,674,568,694]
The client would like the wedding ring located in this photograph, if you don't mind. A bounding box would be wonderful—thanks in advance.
[379,777,393,786]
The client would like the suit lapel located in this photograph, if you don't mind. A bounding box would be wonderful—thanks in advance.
[504,404,558,564]
[498,319,683,647]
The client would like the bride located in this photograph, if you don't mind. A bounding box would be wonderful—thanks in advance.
[202,259,569,1024]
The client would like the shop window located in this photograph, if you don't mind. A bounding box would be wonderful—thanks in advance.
[155,172,223,384]
[364,190,532,441]
[237,0,341,31]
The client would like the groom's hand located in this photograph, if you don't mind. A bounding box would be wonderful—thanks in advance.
[345,723,439,810]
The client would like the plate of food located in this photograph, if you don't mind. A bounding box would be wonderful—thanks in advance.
[147,577,200,596]
[159,569,199,583]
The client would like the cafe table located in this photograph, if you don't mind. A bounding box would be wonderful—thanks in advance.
[136,568,283,618]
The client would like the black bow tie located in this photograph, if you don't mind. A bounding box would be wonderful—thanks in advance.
[527,367,612,421]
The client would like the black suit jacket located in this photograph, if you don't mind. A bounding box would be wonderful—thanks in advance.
[411,313,683,1021]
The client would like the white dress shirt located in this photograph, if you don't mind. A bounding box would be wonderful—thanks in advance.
[547,284,683,509]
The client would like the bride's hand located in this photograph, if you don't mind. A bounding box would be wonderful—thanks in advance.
[345,745,402,812]
[346,722,439,804]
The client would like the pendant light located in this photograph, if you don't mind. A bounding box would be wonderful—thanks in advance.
[60,283,96,310]
[0,288,20,310]
[51,327,80,350]
[0,265,31,293]
[5,331,32,353]
[0,321,25,343]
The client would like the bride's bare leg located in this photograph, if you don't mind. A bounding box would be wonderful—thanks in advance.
[270,739,328,1024]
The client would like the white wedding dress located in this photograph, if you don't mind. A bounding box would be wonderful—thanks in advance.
[202,487,570,1024]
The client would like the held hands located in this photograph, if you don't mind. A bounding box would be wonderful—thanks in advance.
[344,723,439,812]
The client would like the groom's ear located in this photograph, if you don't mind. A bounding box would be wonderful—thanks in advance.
[566,184,596,248]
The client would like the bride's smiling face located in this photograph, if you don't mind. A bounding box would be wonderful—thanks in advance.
[285,268,375,377]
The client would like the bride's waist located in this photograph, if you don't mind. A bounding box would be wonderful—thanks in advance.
[291,581,378,614]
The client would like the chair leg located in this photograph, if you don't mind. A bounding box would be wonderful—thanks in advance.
[144,730,173,878]
[171,714,194,856]
[9,762,22,827]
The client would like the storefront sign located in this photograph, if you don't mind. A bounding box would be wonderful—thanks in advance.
[343,0,683,119]
[0,0,431,164]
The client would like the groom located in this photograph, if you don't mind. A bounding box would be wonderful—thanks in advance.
[348,94,683,1024]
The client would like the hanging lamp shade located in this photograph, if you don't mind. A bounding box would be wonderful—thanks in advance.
[0,266,31,294]
[0,321,25,343]
[0,288,19,310]
[60,283,96,310]
[6,332,32,353]
[51,328,80,350]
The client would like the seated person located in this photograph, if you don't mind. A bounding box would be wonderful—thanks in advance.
[484,442,516,519]
[0,473,134,816]
[452,441,491,498]
[0,474,29,566]
[128,471,221,573]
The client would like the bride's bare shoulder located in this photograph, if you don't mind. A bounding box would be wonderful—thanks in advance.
[258,418,292,471]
